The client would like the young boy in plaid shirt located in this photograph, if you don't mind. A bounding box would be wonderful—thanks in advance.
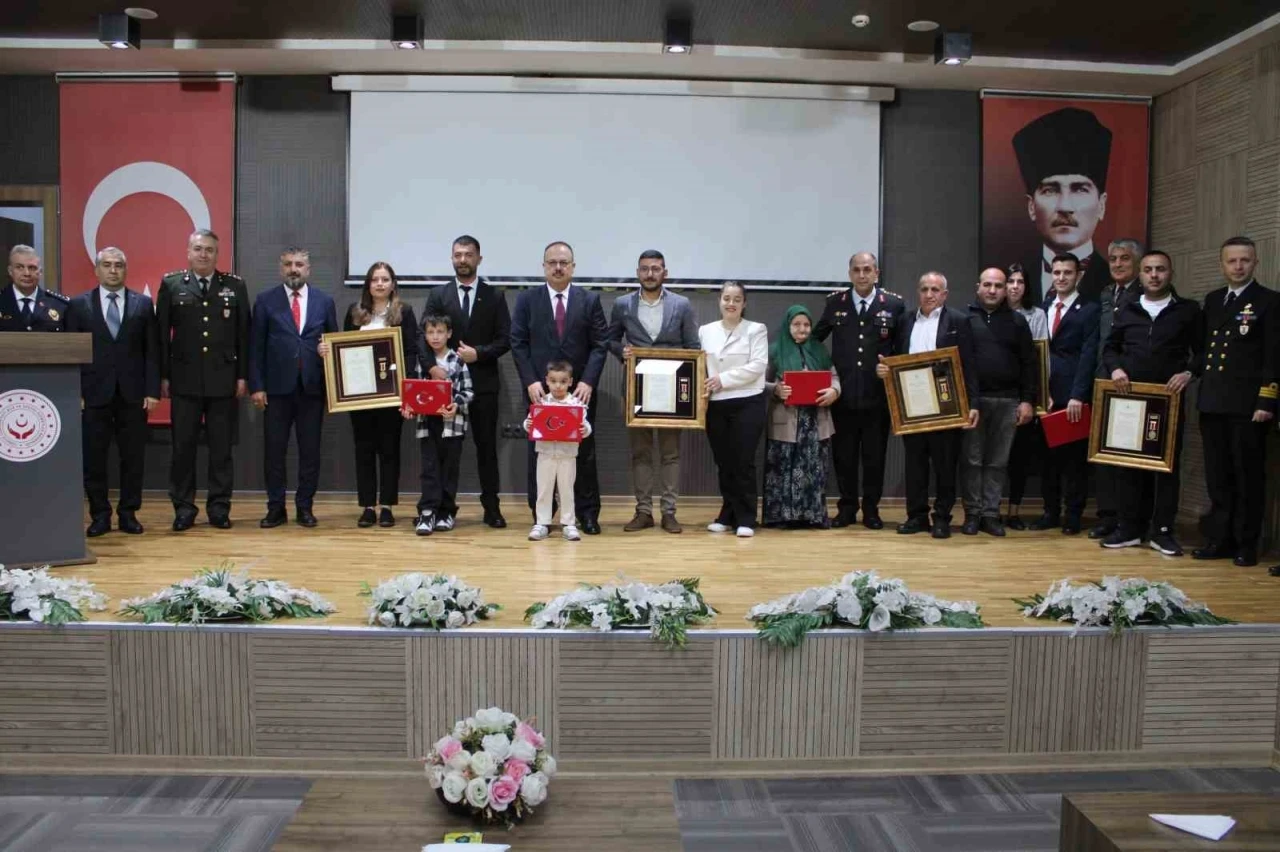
[410,314,474,535]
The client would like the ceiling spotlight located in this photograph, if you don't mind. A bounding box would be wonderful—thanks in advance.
[98,12,140,50]
[123,7,158,19]
[934,31,971,66]
[392,14,424,49]
[664,15,692,54]
[851,14,870,28]
[907,20,939,32]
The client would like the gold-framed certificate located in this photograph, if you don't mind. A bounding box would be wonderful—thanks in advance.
[880,346,971,436]
[624,347,706,429]
[321,327,406,413]
[1087,379,1181,473]
[1033,339,1051,416]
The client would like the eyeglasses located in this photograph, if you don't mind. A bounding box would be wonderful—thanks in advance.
[544,260,573,268]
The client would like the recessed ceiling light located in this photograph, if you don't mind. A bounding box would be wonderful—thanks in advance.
[124,7,158,20]
[851,14,870,28]
[907,20,939,32]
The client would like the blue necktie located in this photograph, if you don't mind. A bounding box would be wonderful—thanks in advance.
[106,292,121,339]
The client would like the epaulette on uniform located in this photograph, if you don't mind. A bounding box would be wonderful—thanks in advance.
[827,288,846,299]
[881,290,903,300]
[45,290,70,303]
[163,269,186,279]
[221,272,244,282]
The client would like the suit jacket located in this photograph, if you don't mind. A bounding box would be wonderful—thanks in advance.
[1023,248,1109,306]
[65,288,161,406]
[1197,279,1280,416]
[1096,279,1142,375]
[423,278,511,395]
[156,269,250,397]
[248,285,339,396]
[343,303,420,383]
[606,289,700,359]
[891,306,980,408]
[0,286,68,332]
[510,284,609,390]
[1041,294,1100,409]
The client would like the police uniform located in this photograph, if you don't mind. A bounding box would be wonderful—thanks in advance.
[155,269,250,527]
[0,285,68,332]
[813,285,905,525]
[1196,279,1280,564]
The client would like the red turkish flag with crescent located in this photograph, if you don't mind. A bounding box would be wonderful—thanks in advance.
[59,80,235,422]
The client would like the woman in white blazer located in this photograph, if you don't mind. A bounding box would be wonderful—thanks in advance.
[698,281,769,537]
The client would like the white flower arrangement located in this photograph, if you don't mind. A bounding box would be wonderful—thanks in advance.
[361,573,500,629]
[0,564,107,625]
[1015,576,1234,634]
[524,577,715,648]
[747,570,985,647]
[425,706,556,828]
[118,563,334,624]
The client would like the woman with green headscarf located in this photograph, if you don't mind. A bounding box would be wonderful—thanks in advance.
[763,305,841,527]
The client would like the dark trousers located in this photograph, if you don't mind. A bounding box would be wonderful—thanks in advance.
[1007,420,1044,506]
[351,407,403,506]
[525,393,600,521]
[1200,411,1269,548]
[1041,438,1088,520]
[830,404,890,517]
[83,392,147,520]
[705,393,766,529]
[903,429,961,523]
[417,418,464,516]
[1116,414,1184,534]
[263,383,325,511]
[469,393,502,514]
[169,393,237,518]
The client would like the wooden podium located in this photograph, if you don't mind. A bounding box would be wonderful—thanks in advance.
[0,332,94,566]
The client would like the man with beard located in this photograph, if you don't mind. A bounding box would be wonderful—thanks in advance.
[1,244,68,331]
[607,249,699,532]
[424,235,512,528]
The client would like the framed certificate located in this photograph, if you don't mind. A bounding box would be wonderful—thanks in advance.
[880,346,971,435]
[1088,380,1181,472]
[1033,339,1051,416]
[624,347,706,429]
[322,327,406,413]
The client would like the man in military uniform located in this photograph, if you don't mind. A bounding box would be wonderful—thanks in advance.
[0,244,68,332]
[155,229,250,531]
[1192,236,1279,568]
[814,251,905,529]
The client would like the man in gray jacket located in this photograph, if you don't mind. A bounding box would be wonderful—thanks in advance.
[608,250,699,533]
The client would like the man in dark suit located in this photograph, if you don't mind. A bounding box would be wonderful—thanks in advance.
[65,247,160,537]
[1032,254,1101,535]
[248,247,339,529]
[607,249,700,533]
[1192,236,1279,569]
[876,272,980,539]
[510,241,609,534]
[156,230,250,531]
[1013,108,1113,305]
[814,251,905,529]
[424,235,511,528]
[1,244,68,332]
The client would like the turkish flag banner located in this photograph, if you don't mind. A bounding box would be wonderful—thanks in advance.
[528,403,584,442]
[402,379,452,415]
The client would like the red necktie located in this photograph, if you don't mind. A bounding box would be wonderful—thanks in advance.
[1052,301,1065,337]
[291,290,302,332]
[554,293,566,338]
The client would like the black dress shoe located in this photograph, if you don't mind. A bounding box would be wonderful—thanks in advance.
[379,507,395,527]
[897,517,928,535]
[358,508,376,528]
[296,508,318,528]
[1062,517,1082,535]
[961,516,980,536]
[1005,514,1026,531]
[260,509,287,529]
[1088,518,1118,540]
[1269,564,1280,577]
[831,512,856,529]
[1233,548,1258,568]
[980,517,1007,537]
[117,512,144,535]
[1028,513,1061,531]
[581,517,601,535]
[87,516,112,537]
[931,521,951,539]
[1192,542,1236,560]
[172,512,196,532]
[862,513,884,530]
[208,515,232,529]
[484,511,507,529]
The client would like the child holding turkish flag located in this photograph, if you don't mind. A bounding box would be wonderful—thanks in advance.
[523,360,593,542]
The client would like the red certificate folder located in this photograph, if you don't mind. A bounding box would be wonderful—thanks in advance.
[782,370,833,406]
[528,404,584,442]
[402,379,452,415]
[1041,405,1092,448]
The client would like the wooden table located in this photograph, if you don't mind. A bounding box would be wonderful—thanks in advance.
[1060,793,1280,851]
[272,776,683,851]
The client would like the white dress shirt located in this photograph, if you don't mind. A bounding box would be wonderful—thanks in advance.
[99,286,127,324]
[1040,241,1094,300]
[1047,290,1080,339]
[455,278,478,317]
[636,290,665,342]
[363,308,388,330]
[908,307,942,354]
[284,283,308,331]
[699,319,768,401]
[546,283,572,315]
[10,285,37,315]
[852,288,878,317]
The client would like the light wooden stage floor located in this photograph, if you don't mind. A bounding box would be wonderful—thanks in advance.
[72,494,1280,629]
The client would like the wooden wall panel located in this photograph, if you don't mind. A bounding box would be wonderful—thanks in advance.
[556,637,713,758]
[711,635,859,760]
[0,631,110,753]
[1194,152,1249,252]
[1150,168,1197,254]
[1252,42,1280,146]
[1193,57,1256,164]
[1152,82,1196,179]
[1142,632,1280,750]
[251,635,408,757]
[858,635,1012,755]
[110,631,251,756]
[1245,142,1280,236]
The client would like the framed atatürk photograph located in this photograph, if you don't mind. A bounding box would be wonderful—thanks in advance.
[322,328,406,413]
[881,346,971,436]
[1034,339,1051,416]
[625,347,706,429]
[1088,380,1181,472]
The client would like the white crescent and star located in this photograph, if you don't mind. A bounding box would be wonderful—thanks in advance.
[81,161,212,264]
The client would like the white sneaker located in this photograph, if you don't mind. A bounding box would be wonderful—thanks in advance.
[415,513,435,536]
[528,524,549,541]
[707,522,730,533]
[736,526,755,538]
[433,515,454,532]
[563,525,581,541]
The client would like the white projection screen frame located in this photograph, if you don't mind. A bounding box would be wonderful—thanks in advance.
[340,77,889,287]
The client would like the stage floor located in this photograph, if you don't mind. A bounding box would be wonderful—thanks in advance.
[67,495,1280,629]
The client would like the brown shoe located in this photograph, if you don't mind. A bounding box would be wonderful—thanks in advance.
[661,513,683,534]
[623,512,655,532]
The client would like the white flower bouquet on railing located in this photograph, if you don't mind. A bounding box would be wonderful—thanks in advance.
[425,707,557,829]
[361,573,500,629]
[119,563,334,624]
[0,564,107,625]
[524,577,715,648]
[748,571,985,647]
[1015,576,1234,634]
